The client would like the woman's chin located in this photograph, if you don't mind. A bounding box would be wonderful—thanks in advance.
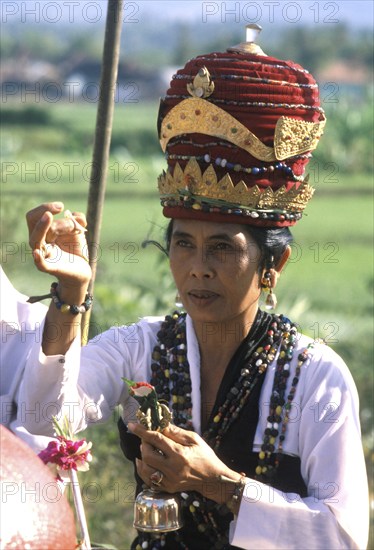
[183,299,228,325]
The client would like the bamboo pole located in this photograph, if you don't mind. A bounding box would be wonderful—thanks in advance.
[82,0,124,344]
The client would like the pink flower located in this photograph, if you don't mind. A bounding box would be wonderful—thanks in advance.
[38,436,92,473]
[38,416,93,549]
[128,381,155,398]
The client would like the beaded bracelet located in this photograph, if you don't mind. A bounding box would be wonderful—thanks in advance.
[219,474,246,514]
[50,282,93,315]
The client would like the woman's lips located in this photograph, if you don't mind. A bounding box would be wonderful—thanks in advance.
[187,290,219,306]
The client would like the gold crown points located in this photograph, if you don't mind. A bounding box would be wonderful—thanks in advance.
[160,97,326,162]
[158,158,314,212]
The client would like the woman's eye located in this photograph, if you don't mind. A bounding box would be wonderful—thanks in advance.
[211,242,233,252]
[175,239,191,248]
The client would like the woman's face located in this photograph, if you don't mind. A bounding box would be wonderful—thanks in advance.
[169,219,262,326]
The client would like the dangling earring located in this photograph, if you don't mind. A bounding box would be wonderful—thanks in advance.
[175,292,183,309]
[261,270,277,310]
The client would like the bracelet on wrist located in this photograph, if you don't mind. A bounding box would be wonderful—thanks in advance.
[50,282,93,315]
[27,282,93,315]
[219,473,246,514]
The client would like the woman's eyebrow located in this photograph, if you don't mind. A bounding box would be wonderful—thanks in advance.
[207,233,236,242]
[171,231,194,239]
[172,231,236,242]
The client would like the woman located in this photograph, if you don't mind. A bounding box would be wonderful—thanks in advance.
[22,30,368,549]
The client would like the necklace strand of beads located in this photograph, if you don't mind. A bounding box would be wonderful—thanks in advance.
[144,311,311,550]
[151,313,193,431]
[203,318,284,451]
[256,324,315,482]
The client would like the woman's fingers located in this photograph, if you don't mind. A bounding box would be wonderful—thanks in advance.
[71,211,87,228]
[135,457,157,488]
[140,440,167,465]
[62,210,87,235]
[26,202,64,234]
[26,203,92,281]
[131,423,225,495]
[27,203,89,257]
[32,244,60,276]
[27,203,87,245]
[128,422,197,444]
[161,424,199,446]
[29,211,54,251]
[27,203,65,250]
[129,423,173,454]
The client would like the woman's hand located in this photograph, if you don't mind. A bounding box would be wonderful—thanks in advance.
[26,202,91,288]
[129,423,243,504]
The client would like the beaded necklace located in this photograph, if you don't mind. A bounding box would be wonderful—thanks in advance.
[142,310,310,550]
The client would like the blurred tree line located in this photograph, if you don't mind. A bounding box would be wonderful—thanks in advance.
[276,25,373,72]
[1,21,372,73]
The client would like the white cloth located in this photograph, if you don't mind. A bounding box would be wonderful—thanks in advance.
[0,266,52,453]
[20,314,369,549]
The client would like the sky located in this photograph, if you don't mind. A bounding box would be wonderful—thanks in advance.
[143,0,373,26]
[1,0,373,28]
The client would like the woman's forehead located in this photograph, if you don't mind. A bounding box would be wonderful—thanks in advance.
[172,219,246,239]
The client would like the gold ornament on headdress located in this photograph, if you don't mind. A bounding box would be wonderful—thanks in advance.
[159,26,325,218]
[158,158,314,213]
[227,23,267,56]
[274,117,325,160]
[160,96,326,161]
[160,27,325,160]
[186,67,215,98]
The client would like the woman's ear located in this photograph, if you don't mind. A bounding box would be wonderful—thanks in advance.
[268,246,292,289]
[275,245,292,274]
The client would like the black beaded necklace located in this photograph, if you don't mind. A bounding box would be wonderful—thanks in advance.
[142,310,311,550]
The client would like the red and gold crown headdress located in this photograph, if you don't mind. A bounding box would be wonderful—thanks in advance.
[157,25,326,227]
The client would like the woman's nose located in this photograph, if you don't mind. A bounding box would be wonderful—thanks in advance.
[189,248,214,279]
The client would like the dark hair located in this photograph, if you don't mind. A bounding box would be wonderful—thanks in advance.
[164,219,293,273]
[243,225,293,272]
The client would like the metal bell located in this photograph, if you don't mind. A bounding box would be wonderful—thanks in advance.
[133,488,183,532]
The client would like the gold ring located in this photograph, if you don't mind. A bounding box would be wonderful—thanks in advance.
[150,470,164,486]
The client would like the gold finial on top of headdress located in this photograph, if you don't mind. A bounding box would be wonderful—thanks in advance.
[228,24,267,56]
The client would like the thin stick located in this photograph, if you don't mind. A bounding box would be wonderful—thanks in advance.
[82,0,124,343]
[70,469,91,549]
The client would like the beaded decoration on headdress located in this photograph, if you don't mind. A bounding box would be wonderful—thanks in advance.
[157,25,326,227]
